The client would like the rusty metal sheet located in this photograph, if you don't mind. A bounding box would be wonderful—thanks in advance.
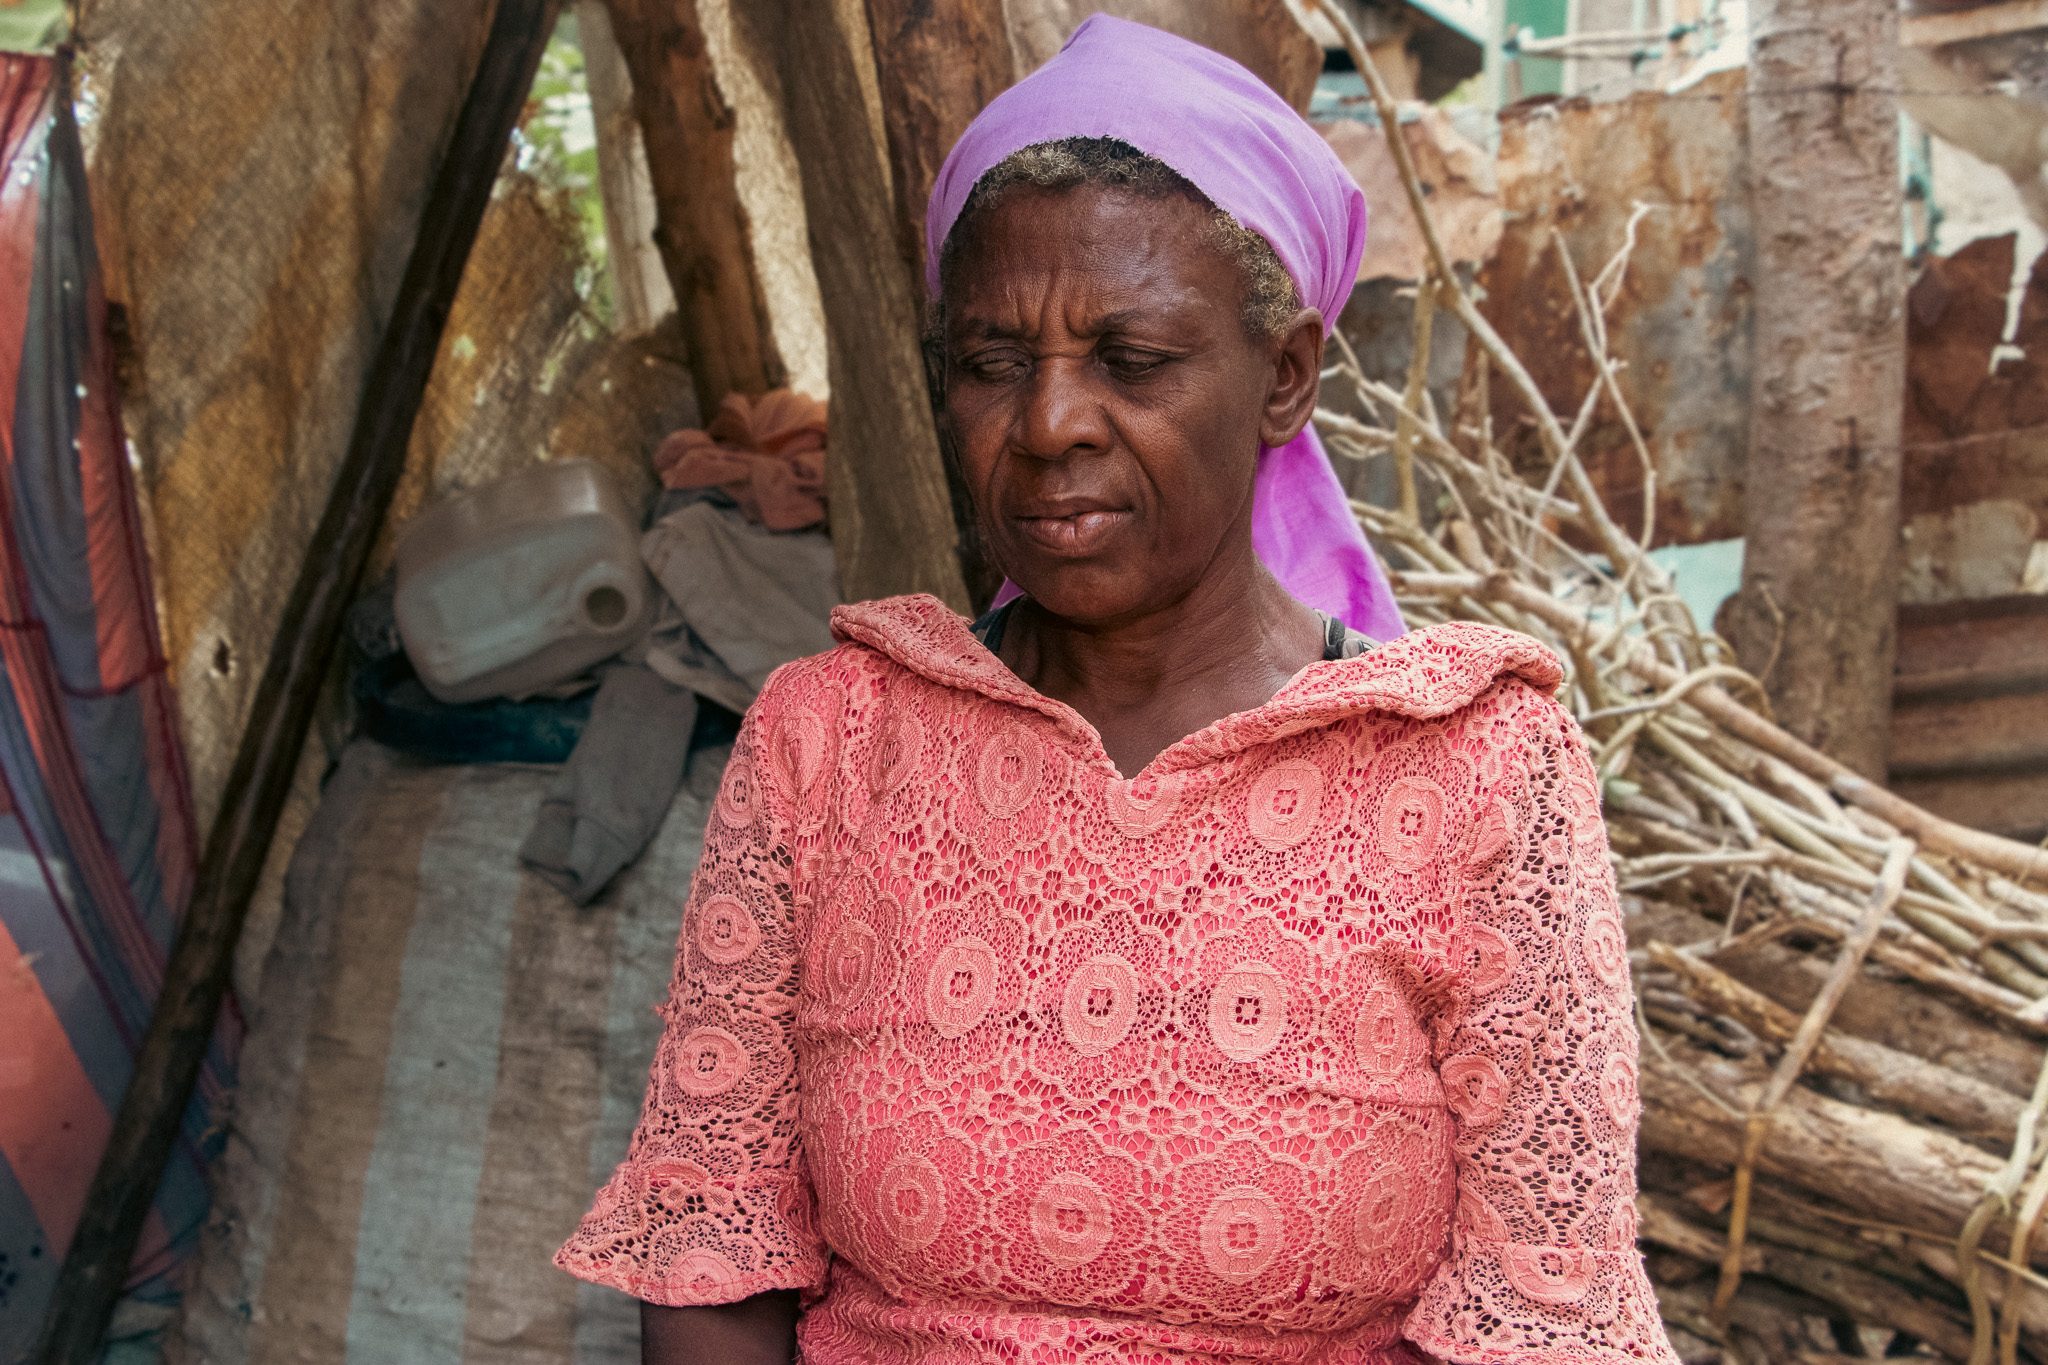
[1907,233,2048,441]
[1479,69,1753,547]
[1903,232,2048,525]
[1317,108,1502,283]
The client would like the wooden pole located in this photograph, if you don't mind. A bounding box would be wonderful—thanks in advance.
[860,0,1012,606]
[31,3,560,1357]
[603,0,784,410]
[860,0,1012,286]
[1721,0,1907,779]
[761,0,970,609]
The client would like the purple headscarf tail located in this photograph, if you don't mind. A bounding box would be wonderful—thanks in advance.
[929,14,1404,640]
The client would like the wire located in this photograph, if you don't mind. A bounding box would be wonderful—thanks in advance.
[1537,78,2030,103]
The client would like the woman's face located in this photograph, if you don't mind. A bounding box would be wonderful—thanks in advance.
[939,184,1322,626]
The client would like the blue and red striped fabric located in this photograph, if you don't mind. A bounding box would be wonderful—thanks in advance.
[0,51,238,1356]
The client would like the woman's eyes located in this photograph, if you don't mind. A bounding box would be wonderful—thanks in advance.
[1101,348,1169,379]
[955,345,1174,384]
[960,349,1028,382]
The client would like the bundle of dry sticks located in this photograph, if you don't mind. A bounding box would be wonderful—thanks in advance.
[1309,5,2048,1359]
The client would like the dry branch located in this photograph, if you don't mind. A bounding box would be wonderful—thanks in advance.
[1315,23,2048,1354]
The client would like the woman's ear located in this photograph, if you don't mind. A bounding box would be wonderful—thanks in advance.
[1259,307,1325,449]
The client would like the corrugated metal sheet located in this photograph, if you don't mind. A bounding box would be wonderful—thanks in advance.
[1891,594,2048,842]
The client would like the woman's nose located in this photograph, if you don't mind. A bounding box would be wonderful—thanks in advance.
[1016,358,1110,461]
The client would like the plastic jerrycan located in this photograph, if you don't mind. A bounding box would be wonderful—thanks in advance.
[394,460,654,704]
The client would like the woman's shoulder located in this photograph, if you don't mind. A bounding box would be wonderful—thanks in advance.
[1390,623,1584,770]
[749,641,889,722]
[746,594,965,727]
[1358,619,1562,693]
[1291,619,1568,736]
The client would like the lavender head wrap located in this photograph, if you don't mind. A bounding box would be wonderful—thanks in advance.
[926,13,1403,639]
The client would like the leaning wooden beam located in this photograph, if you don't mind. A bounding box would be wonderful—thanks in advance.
[578,0,675,336]
[605,0,784,409]
[860,0,1012,604]
[773,0,969,609]
[31,3,560,1357]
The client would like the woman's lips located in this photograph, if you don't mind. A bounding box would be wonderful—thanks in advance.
[1012,507,1133,554]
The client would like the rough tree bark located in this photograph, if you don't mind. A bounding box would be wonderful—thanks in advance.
[604,0,783,409]
[751,0,970,609]
[1722,0,1906,779]
[862,0,1013,284]
[1639,1040,2018,1255]
[860,0,1014,606]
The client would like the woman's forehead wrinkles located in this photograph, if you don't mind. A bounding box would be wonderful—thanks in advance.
[951,223,1219,341]
[956,289,1204,342]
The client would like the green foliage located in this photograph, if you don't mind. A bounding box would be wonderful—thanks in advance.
[517,11,616,326]
[0,0,66,54]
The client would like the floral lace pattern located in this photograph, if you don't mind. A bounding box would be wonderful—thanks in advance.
[557,594,1678,1364]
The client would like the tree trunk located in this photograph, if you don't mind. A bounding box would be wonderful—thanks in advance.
[604,0,783,410]
[861,0,1013,285]
[753,0,970,609]
[1722,0,1906,779]
[861,0,1013,607]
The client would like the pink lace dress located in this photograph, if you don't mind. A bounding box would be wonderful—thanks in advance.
[556,594,1678,1364]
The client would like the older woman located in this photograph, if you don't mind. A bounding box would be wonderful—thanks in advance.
[558,16,1678,1365]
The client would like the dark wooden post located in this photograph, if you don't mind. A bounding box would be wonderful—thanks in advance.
[758,0,970,610]
[604,0,785,410]
[861,0,1014,284]
[1722,0,1907,779]
[860,0,1013,606]
[31,3,560,1357]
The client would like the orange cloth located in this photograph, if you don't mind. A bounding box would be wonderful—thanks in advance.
[653,389,827,532]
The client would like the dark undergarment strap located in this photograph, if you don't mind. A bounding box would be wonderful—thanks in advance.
[969,598,1015,654]
[978,601,1366,661]
[1320,611,1348,661]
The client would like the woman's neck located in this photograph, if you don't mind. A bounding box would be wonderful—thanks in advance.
[999,558,1324,778]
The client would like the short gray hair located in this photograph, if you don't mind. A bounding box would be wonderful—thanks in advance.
[936,137,1301,340]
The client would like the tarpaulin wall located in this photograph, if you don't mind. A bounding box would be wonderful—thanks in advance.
[0,9,691,1350]
[0,52,228,1357]
[171,742,724,1365]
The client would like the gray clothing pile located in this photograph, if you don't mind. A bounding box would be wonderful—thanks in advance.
[518,497,836,903]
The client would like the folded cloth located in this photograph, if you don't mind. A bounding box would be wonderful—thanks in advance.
[520,499,839,904]
[519,662,699,904]
[640,495,840,692]
[652,389,828,531]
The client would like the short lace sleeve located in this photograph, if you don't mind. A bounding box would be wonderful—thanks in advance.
[554,682,828,1306]
[1405,690,1678,1363]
